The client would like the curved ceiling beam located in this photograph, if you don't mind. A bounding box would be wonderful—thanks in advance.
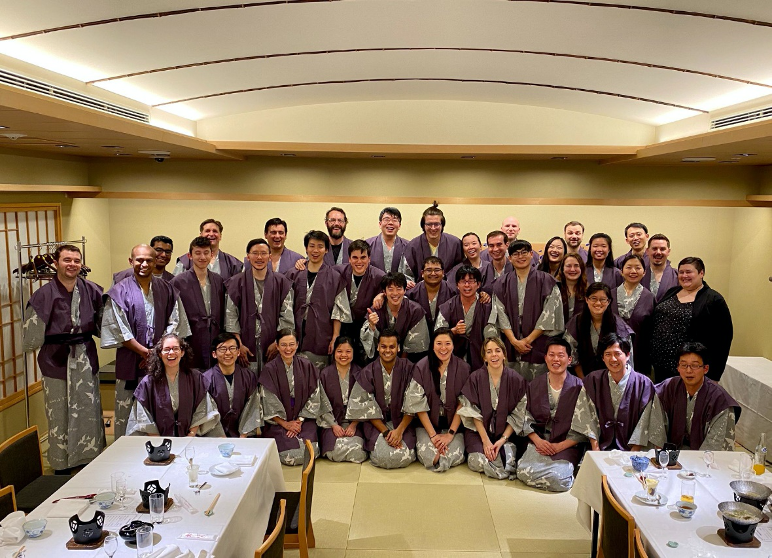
[151,77,709,113]
[87,47,772,89]
[2,1,771,42]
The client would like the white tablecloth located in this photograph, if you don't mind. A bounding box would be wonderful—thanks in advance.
[6,436,285,557]
[721,356,772,462]
[572,450,772,557]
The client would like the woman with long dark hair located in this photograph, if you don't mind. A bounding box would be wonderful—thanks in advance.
[403,328,471,472]
[318,336,366,463]
[538,237,567,277]
[557,253,587,323]
[563,283,633,378]
[585,233,622,289]
[127,333,223,437]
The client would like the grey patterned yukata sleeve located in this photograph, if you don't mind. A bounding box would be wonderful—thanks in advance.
[345,381,383,420]
[402,379,431,414]
[224,295,241,333]
[404,318,430,354]
[238,390,264,434]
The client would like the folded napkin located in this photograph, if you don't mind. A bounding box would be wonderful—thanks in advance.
[47,499,89,518]
[0,512,25,546]
[230,454,256,467]
[147,544,194,558]
[213,462,239,475]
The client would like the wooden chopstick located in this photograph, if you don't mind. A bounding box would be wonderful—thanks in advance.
[204,493,221,516]
[12,545,25,558]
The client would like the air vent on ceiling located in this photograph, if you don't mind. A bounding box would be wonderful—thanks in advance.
[0,69,149,124]
[711,106,772,130]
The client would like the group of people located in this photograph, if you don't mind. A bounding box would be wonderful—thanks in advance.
[23,203,741,493]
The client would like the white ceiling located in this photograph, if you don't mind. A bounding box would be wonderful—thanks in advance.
[1,0,772,125]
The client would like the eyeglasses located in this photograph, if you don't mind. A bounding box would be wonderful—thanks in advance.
[216,346,240,354]
[588,297,610,304]
[458,279,478,285]
[423,268,443,275]
[677,363,705,371]
[424,223,443,229]
[248,251,270,257]
[380,217,400,224]
[510,250,531,257]
[161,347,182,354]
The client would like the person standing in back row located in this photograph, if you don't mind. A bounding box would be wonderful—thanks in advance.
[174,219,243,281]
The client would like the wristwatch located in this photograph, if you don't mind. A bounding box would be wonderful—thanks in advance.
[448,428,456,435]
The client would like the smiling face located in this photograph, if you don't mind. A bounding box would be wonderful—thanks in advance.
[590,238,610,263]
[433,334,454,363]
[131,246,157,279]
[151,241,173,270]
[305,238,328,264]
[212,338,239,368]
[586,290,611,319]
[462,235,481,261]
[201,223,222,249]
[349,249,370,276]
[486,234,508,262]
[677,353,708,392]
[265,224,287,250]
[546,239,565,263]
[545,344,570,375]
[190,246,212,271]
[55,249,82,281]
[501,217,520,242]
[325,210,347,240]
[378,335,399,365]
[621,258,644,285]
[423,215,443,243]
[277,334,298,363]
[457,273,479,298]
[561,256,582,282]
[334,342,354,367]
[678,263,704,291]
[509,248,532,271]
[421,262,444,287]
[384,283,406,307]
[625,227,649,252]
[160,337,184,369]
[247,242,270,272]
[602,343,629,375]
[564,225,584,249]
[647,239,670,267]
[379,212,401,238]
[484,340,505,368]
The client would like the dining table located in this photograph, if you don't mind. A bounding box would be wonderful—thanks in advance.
[3,436,285,557]
[571,449,772,557]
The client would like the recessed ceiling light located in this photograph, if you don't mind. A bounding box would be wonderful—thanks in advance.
[460,155,475,159]
[681,157,716,163]
[280,153,296,157]
[57,144,78,148]
[551,156,568,160]
[116,153,132,156]
[733,153,757,157]
[0,126,7,129]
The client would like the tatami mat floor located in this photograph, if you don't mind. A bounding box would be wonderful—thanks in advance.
[280,460,592,558]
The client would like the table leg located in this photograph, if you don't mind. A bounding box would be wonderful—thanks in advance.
[590,510,599,558]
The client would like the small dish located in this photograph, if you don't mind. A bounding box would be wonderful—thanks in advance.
[634,490,667,507]
[209,462,239,477]
[678,470,696,480]
[23,518,47,538]
[218,443,235,458]
[676,500,697,518]
[94,491,115,510]
[118,520,153,543]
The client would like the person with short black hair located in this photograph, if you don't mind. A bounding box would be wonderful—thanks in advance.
[642,233,678,301]
[488,239,565,381]
[655,342,740,451]
[448,232,495,289]
[570,333,663,452]
[483,230,513,279]
[614,222,650,269]
[203,333,262,438]
[286,230,352,369]
[362,272,430,361]
[170,237,226,370]
[585,233,623,289]
[651,257,733,382]
[406,256,455,332]
[23,244,105,472]
[113,235,175,284]
[366,207,414,284]
[611,254,655,375]
[346,329,417,468]
[406,202,463,277]
[264,217,304,273]
[174,219,243,280]
[517,336,584,492]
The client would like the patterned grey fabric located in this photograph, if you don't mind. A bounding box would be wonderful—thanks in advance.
[369,422,416,469]
[125,391,224,437]
[616,284,643,320]
[468,442,518,480]
[415,428,465,472]
[360,302,430,358]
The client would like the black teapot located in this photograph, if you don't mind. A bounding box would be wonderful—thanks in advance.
[139,480,170,509]
[145,438,172,462]
[69,511,105,544]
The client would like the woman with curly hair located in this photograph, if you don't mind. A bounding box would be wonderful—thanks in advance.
[126,333,223,437]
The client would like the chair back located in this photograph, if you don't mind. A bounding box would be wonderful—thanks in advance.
[256,499,286,558]
[0,485,17,518]
[300,439,316,535]
[599,475,635,558]
[633,528,648,558]
[0,426,43,492]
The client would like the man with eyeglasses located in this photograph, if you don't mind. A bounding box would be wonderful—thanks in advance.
[367,207,414,286]
[488,240,565,381]
[203,333,262,438]
[570,333,664,452]
[655,342,740,451]
[102,244,191,439]
[112,235,175,284]
[225,239,294,374]
[614,222,650,269]
[435,265,493,370]
[174,219,243,281]
[406,256,455,333]
[406,202,463,278]
[170,237,226,370]
[323,207,351,266]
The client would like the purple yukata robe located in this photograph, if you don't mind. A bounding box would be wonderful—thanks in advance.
[406,232,463,278]
[406,280,454,332]
[641,263,678,302]
[437,295,492,370]
[114,268,174,284]
[324,237,351,267]
[134,368,207,436]
[412,356,471,439]
[203,364,258,437]
[366,234,410,274]
[177,250,243,281]
[611,286,655,374]
[171,269,225,369]
[319,363,363,454]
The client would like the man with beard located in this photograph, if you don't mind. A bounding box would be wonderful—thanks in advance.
[485,230,514,279]
[174,219,243,281]
[367,207,414,285]
[563,221,588,261]
[225,239,294,373]
[102,244,190,439]
[324,207,351,266]
[642,234,678,301]
[113,235,175,284]
[614,222,650,269]
[264,217,304,274]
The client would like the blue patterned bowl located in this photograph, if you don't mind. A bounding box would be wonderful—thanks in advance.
[630,455,649,473]
[676,501,697,519]
[23,519,47,538]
